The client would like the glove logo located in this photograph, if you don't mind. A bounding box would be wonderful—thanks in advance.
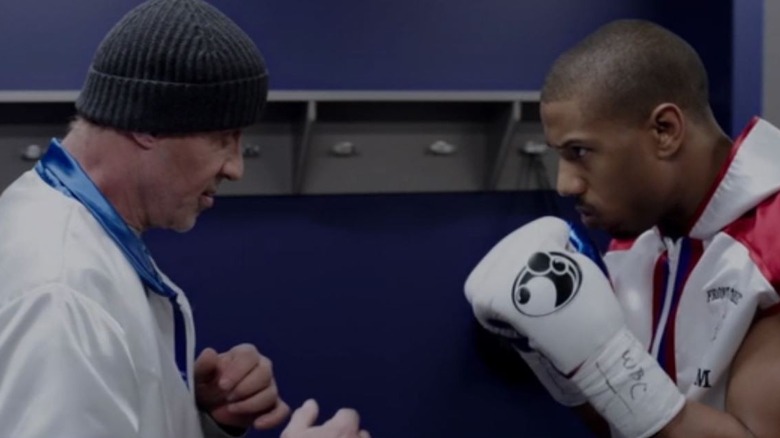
[512,251,582,316]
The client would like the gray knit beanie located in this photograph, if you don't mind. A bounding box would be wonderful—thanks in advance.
[75,0,268,135]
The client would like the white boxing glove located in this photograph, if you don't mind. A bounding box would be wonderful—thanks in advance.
[465,216,685,438]
[465,216,623,374]
[512,338,587,407]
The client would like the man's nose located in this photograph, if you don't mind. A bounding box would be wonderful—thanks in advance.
[556,161,586,197]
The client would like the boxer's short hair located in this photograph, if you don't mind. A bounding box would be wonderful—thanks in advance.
[541,19,710,125]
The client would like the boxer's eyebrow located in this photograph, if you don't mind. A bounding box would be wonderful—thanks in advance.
[548,139,587,150]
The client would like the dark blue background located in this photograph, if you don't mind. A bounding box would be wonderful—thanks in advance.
[0,0,762,134]
[146,192,606,438]
[1,0,763,436]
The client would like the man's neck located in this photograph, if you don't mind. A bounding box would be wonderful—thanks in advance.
[658,132,733,238]
[60,123,148,233]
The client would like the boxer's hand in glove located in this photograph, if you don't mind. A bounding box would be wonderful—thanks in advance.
[464,216,684,438]
[464,216,622,375]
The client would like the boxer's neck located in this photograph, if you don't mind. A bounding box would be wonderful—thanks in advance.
[657,129,733,239]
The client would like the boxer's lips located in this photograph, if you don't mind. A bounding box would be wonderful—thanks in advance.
[575,205,596,216]
[576,205,597,225]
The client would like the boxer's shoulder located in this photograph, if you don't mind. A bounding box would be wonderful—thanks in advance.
[723,191,780,288]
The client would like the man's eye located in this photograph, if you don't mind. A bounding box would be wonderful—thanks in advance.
[572,147,588,158]
[559,146,589,160]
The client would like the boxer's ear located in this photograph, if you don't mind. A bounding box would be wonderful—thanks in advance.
[648,103,684,159]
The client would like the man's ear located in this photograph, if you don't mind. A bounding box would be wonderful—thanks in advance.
[648,103,685,159]
[131,132,157,150]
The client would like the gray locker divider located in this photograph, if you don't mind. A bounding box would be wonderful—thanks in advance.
[0,91,548,196]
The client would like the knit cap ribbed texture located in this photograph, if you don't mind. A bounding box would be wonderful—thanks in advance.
[75,0,268,134]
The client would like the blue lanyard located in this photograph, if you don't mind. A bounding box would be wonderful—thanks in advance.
[35,139,189,388]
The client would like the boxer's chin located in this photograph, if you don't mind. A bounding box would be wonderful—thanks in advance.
[581,212,632,238]
[604,221,645,240]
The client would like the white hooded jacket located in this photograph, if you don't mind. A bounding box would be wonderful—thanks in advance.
[0,140,235,438]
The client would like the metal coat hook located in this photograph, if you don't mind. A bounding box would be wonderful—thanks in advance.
[329,141,358,157]
[21,144,45,162]
[242,144,262,158]
[427,140,457,156]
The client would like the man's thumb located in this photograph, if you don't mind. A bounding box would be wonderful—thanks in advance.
[283,399,319,435]
[194,347,219,383]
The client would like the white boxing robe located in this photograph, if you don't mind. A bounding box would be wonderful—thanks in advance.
[0,168,236,438]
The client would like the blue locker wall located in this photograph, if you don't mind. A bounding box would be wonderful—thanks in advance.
[0,0,649,90]
[0,1,764,436]
[146,192,605,438]
[0,1,758,132]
